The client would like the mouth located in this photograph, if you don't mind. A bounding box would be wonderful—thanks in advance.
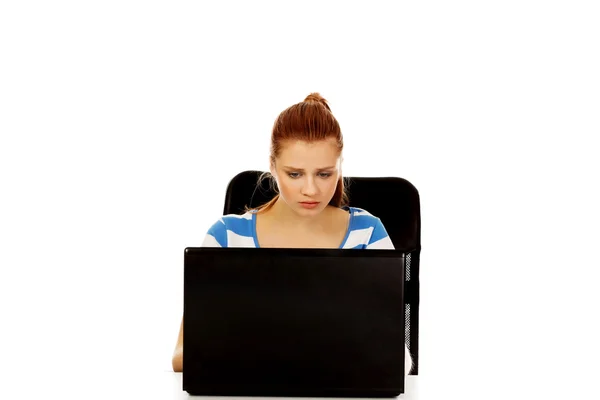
[299,201,320,209]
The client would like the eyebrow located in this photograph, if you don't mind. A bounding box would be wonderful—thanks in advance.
[282,166,336,171]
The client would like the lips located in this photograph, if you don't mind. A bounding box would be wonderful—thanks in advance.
[299,201,320,209]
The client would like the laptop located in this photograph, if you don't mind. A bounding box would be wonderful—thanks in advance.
[183,247,406,397]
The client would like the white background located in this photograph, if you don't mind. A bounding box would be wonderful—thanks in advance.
[1,1,599,399]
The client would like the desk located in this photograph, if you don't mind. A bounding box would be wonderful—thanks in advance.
[70,370,422,400]
[150,371,421,399]
[14,368,582,399]
[7,369,585,400]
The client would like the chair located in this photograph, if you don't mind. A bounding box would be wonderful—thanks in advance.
[222,170,422,374]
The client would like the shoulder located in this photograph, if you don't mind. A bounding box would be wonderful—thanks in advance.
[201,211,256,247]
[346,206,382,226]
[344,207,394,249]
[220,211,254,227]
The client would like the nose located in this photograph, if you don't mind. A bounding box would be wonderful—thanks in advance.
[301,176,318,197]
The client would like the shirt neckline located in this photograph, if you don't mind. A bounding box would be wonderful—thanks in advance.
[251,206,354,249]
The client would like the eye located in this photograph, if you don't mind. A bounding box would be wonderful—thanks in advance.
[319,172,332,178]
[288,172,301,179]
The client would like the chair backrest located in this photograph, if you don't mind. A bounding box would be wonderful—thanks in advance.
[222,170,421,374]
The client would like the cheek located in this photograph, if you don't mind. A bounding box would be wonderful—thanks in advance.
[277,179,297,197]
[331,179,339,192]
[322,178,338,194]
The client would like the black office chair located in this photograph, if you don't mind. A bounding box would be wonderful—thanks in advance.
[222,170,422,374]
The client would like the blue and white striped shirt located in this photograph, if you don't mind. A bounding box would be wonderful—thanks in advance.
[201,206,395,249]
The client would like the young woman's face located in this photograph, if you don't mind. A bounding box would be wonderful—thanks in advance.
[271,138,342,216]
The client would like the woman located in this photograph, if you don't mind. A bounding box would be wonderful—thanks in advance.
[172,93,413,374]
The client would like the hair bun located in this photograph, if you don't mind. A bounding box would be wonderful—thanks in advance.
[304,92,331,111]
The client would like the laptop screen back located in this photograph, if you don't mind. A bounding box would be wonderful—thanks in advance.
[183,247,405,397]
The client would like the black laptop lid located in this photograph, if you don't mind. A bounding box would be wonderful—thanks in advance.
[183,247,406,397]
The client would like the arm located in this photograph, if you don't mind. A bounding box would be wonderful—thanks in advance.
[365,218,395,249]
[172,221,228,372]
[172,318,183,372]
[405,345,413,375]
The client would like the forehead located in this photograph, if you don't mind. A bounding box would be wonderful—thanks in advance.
[276,139,340,168]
